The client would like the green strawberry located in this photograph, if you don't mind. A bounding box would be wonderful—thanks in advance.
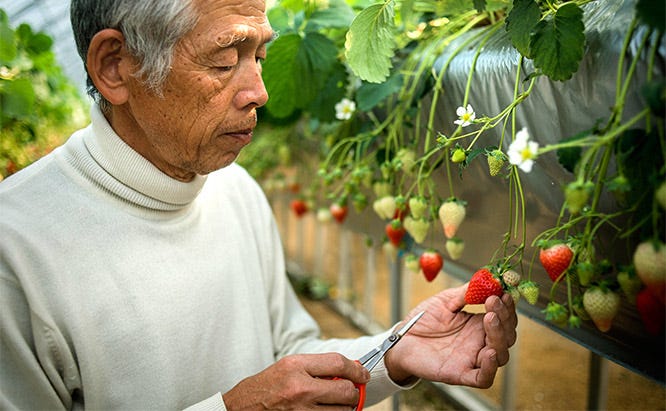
[518,281,539,305]
[576,261,595,286]
[403,216,430,244]
[451,148,466,163]
[373,181,392,198]
[396,148,417,174]
[633,240,666,304]
[564,180,594,214]
[408,196,429,219]
[543,301,568,327]
[352,193,368,213]
[404,253,420,274]
[583,286,621,332]
[438,199,466,239]
[507,286,521,304]
[617,267,642,304]
[656,181,666,211]
[445,237,465,260]
[486,149,506,176]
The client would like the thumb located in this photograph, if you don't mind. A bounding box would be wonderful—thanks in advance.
[445,283,470,312]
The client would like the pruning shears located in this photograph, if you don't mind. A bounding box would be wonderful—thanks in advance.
[338,310,426,411]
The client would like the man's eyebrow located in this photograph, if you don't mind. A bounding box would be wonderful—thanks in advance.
[214,28,279,49]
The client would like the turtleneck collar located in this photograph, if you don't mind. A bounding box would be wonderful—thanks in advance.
[78,104,207,210]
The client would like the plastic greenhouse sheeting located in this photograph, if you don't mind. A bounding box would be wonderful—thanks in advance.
[424,0,665,383]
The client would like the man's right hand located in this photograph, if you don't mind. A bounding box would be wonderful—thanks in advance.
[222,353,370,410]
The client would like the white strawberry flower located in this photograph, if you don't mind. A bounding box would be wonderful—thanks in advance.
[508,127,539,173]
[335,98,356,120]
[454,104,475,127]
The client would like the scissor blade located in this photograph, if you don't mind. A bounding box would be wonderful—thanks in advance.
[395,310,425,337]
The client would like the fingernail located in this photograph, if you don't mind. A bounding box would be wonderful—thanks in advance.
[491,314,500,327]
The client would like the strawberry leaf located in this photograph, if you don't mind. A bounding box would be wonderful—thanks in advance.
[529,3,585,81]
[356,73,403,111]
[264,32,338,118]
[263,33,301,118]
[505,0,541,58]
[295,32,339,106]
[305,0,356,31]
[345,1,397,83]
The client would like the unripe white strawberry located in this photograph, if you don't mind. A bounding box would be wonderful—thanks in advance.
[656,181,666,211]
[408,196,429,219]
[316,207,332,223]
[403,217,430,244]
[373,196,397,220]
[583,286,621,332]
[445,237,465,260]
[633,240,666,304]
[438,199,466,239]
[502,269,521,287]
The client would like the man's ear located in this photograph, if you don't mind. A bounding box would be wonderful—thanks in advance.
[86,29,134,105]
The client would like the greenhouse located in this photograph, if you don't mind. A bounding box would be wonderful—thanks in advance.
[1,0,664,410]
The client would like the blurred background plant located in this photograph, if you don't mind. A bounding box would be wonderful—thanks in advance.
[241,0,665,334]
[0,8,88,180]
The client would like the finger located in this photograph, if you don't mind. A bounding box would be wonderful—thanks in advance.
[443,282,470,312]
[305,353,370,384]
[485,294,518,347]
[311,377,361,406]
[482,310,510,366]
[469,348,499,388]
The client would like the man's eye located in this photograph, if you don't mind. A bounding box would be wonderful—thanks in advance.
[216,66,234,72]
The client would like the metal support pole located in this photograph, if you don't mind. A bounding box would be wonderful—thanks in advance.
[390,253,402,411]
[587,352,609,411]
[363,243,376,320]
[337,229,352,303]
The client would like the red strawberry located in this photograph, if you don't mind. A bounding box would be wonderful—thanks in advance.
[329,203,348,224]
[290,199,308,217]
[539,243,574,281]
[419,250,443,282]
[633,240,666,304]
[385,219,406,247]
[583,286,620,332]
[465,268,503,304]
[438,199,466,239]
[636,288,665,335]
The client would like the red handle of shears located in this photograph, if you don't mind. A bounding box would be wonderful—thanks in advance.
[332,360,367,411]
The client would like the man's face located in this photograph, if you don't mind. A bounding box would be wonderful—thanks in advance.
[119,0,273,181]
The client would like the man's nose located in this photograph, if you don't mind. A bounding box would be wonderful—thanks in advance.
[235,60,269,110]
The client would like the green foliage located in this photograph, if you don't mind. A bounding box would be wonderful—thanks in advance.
[344,1,397,83]
[530,3,585,81]
[505,0,541,58]
[0,9,88,178]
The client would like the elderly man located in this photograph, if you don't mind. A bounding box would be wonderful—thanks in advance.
[0,0,517,409]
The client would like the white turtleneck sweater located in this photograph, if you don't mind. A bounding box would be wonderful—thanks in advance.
[0,105,408,410]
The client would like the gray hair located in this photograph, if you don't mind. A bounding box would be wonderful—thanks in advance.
[70,0,199,111]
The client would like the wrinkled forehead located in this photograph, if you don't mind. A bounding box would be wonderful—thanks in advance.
[189,0,274,46]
